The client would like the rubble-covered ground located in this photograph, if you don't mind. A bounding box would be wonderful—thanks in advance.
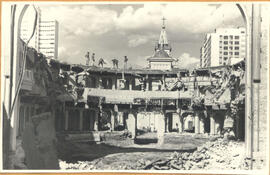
[58,132,265,171]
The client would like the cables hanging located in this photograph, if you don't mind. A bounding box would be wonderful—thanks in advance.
[9,5,38,116]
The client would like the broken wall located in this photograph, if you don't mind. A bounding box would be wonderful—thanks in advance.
[22,112,59,169]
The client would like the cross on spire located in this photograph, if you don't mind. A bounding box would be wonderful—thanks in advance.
[162,17,166,29]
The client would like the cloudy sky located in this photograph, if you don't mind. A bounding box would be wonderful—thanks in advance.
[38,3,245,69]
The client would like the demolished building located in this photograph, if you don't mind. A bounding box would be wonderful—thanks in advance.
[2,3,268,171]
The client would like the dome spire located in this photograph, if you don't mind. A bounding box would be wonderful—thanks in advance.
[155,17,172,55]
[162,17,166,29]
[159,17,168,45]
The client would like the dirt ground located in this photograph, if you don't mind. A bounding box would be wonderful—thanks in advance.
[57,132,212,170]
[57,132,265,171]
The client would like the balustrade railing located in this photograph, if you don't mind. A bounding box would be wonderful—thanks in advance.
[83,88,193,103]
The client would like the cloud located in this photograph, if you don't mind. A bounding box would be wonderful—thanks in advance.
[116,4,242,34]
[127,34,156,47]
[37,3,244,64]
[58,46,66,55]
[40,5,117,36]
[176,53,200,68]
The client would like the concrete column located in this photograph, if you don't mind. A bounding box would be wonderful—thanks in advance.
[94,110,99,131]
[145,75,149,91]
[194,112,200,134]
[210,113,215,135]
[65,110,69,131]
[178,113,183,133]
[127,112,136,139]
[215,119,221,135]
[115,76,118,90]
[111,111,115,131]
[112,77,116,90]
[129,78,133,90]
[97,76,101,89]
[157,112,166,145]
[79,110,83,131]
[149,78,152,91]
[162,75,166,90]
[165,114,168,133]
[199,113,205,134]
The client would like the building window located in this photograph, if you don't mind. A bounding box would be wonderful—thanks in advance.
[235,46,239,50]
[224,52,228,55]
[224,36,228,39]
[224,41,228,44]
[224,46,228,50]
[235,41,239,44]
[235,52,239,55]
[235,36,240,39]
[224,57,228,60]
[230,35,233,39]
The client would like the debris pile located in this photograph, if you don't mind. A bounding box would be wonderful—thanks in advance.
[134,145,211,170]
[135,139,246,170]
[59,138,249,170]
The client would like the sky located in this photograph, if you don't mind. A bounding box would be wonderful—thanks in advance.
[37,3,245,69]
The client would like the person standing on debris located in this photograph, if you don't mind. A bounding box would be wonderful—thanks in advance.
[112,59,119,69]
[85,51,90,66]
[91,53,95,66]
[98,58,106,67]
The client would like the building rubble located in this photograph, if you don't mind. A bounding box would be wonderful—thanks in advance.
[59,137,265,171]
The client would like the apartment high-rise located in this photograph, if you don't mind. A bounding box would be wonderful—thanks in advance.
[38,20,59,59]
[200,27,246,68]
[21,7,59,59]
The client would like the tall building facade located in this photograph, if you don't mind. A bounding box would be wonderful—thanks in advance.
[21,7,59,59]
[38,20,59,59]
[200,27,246,68]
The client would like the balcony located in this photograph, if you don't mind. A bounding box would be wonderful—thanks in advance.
[83,88,193,104]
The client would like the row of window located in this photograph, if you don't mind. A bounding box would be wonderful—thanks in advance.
[39,47,55,50]
[39,34,55,36]
[219,56,240,60]
[39,42,55,45]
[39,38,54,40]
[221,46,240,50]
[39,29,55,32]
[221,41,240,45]
[39,24,56,27]
[221,52,240,55]
[220,35,240,39]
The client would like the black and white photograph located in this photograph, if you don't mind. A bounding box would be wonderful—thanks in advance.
[1,1,269,174]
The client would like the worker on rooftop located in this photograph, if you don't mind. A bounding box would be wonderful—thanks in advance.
[98,58,106,67]
[124,56,128,70]
[85,51,90,66]
[91,53,96,66]
[112,59,119,69]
